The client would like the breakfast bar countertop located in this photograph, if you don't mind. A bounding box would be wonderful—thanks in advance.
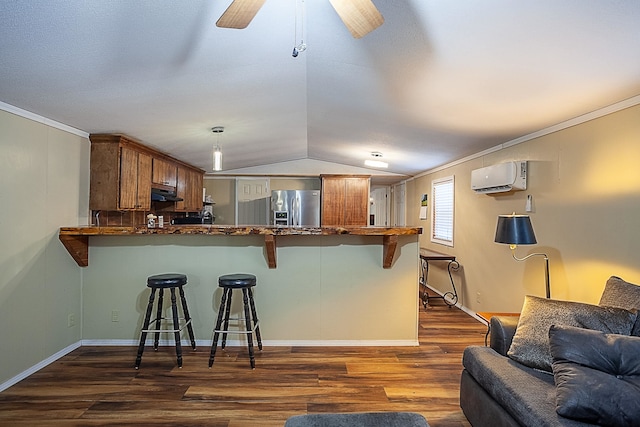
[59,225,422,268]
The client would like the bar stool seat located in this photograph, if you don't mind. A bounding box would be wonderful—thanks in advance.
[135,273,196,369]
[209,273,262,369]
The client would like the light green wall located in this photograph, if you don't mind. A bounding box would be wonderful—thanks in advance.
[0,109,90,385]
[410,104,640,312]
[204,178,235,225]
[81,234,419,344]
[120,176,418,345]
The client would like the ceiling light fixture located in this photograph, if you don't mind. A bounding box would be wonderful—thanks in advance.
[212,126,224,171]
[364,151,388,168]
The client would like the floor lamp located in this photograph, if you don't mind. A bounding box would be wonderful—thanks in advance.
[494,214,551,299]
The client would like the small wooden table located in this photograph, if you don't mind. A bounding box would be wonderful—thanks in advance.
[476,311,520,346]
[419,248,460,308]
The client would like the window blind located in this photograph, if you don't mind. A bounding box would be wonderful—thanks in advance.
[431,176,454,246]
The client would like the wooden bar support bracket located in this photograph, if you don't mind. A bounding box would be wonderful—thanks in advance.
[264,235,277,269]
[59,234,89,267]
[382,234,398,269]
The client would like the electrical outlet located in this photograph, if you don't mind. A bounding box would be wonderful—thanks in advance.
[111,310,120,322]
[67,313,76,328]
[476,291,481,304]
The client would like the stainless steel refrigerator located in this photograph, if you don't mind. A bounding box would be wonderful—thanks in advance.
[271,190,321,227]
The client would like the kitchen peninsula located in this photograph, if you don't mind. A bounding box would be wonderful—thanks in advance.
[65,226,422,345]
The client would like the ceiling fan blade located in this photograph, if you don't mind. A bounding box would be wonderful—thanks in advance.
[216,0,266,29]
[329,0,384,38]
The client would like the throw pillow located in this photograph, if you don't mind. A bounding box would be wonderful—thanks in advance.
[599,275,640,336]
[549,325,640,426]
[507,295,637,372]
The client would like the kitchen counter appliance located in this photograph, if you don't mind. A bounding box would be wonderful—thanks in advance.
[271,190,320,227]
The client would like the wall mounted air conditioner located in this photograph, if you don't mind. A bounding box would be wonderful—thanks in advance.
[471,161,527,194]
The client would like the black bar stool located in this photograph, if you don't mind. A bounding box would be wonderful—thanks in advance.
[135,273,196,369]
[209,273,262,369]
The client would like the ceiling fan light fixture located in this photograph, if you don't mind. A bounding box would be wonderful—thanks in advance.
[365,152,388,168]
[365,159,388,168]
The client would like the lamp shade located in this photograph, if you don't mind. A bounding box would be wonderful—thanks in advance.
[494,214,537,245]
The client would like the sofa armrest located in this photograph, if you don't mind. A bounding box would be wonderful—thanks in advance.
[490,315,520,356]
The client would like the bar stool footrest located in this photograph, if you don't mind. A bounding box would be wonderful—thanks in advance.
[141,318,192,334]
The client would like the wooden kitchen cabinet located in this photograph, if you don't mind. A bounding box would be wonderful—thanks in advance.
[89,135,152,211]
[321,175,370,226]
[152,158,177,188]
[176,166,204,212]
[89,134,204,213]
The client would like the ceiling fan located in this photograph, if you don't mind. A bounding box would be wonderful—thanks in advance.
[216,0,384,39]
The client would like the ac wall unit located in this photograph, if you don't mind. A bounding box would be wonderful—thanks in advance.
[471,161,527,194]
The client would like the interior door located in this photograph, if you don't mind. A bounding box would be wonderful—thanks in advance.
[370,187,389,226]
[393,183,406,226]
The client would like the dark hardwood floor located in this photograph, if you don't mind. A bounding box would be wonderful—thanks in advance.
[0,292,486,426]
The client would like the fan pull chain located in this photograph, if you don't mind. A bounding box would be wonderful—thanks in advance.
[292,0,306,57]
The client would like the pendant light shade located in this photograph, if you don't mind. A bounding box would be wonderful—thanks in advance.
[213,145,222,171]
[212,126,224,172]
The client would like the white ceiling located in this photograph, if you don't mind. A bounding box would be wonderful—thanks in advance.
[2,1,640,184]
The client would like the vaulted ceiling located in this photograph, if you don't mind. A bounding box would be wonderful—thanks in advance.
[2,1,640,184]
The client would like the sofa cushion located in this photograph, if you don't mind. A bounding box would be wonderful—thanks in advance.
[599,276,640,336]
[549,325,640,426]
[507,295,637,372]
[462,346,586,426]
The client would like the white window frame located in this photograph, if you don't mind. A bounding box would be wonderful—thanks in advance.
[430,175,455,247]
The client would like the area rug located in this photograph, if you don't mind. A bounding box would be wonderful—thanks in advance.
[284,412,429,427]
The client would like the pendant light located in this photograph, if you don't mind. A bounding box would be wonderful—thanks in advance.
[212,126,224,171]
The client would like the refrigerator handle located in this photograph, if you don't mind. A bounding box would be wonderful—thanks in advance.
[292,195,299,226]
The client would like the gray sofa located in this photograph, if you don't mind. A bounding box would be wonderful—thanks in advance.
[460,276,640,427]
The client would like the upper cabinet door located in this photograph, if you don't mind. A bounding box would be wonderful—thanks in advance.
[176,166,204,212]
[152,158,177,187]
[344,177,370,226]
[136,152,152,210]
[119,147,151,210]
[118,147,138,209]
[321,175,370,226]
[321,177,346,226]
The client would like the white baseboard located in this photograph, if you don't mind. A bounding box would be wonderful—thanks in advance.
[0,341,81,392]
[81,339,419,347]
[424,284,487,324]
[261,340,419,346]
